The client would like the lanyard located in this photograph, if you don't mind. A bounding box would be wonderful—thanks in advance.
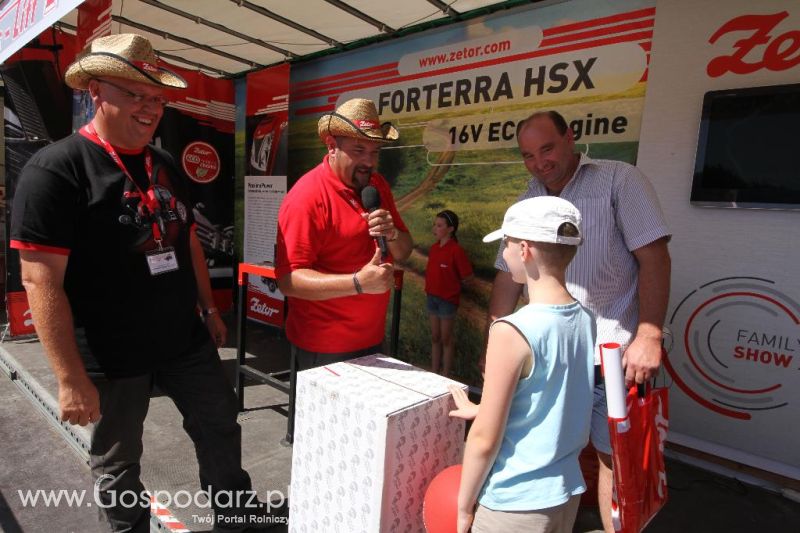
[80,123,164,246]
[339,188,367,216]
[325,155,370,217]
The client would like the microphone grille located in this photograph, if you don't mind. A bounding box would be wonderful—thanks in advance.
[361,185,381,211]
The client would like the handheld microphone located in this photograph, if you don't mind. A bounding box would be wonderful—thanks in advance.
[361,185,388,259]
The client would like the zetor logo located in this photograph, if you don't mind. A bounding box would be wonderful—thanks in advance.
[665,277,799,420]
[355,120,379,129]
[182,141,220,184]
[707,11,800,77]
[250,297,279,318]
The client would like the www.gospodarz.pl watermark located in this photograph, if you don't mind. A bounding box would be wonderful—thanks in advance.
[16,473,288,516]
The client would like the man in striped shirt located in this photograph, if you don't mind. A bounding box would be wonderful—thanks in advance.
[486,110,671,533]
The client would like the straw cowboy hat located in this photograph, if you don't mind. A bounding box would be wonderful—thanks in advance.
[64,33,187,91]
[318,98,399,143]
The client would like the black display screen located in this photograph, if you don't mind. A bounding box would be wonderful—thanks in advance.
[691,83,800,209]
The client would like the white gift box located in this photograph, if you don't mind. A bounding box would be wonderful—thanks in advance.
[289,354,466,533]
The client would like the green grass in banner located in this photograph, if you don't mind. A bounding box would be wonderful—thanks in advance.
[386,277,485,386]
[286,95,642,385]
[287,118,326,184]
[402,155,526,279]
[452,305,487,385]
[385,140,640,384]
[578,141,640,165]
[381,125,425,194]
[398,141,639,277]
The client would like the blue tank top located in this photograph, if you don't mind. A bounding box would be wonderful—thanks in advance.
[478,301,596,511]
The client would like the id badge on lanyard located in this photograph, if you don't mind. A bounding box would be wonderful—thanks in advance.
[81,123,180,276]
[145,246,179,275]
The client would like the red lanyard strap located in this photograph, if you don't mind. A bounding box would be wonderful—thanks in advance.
[80,122,164,245]
[81,122,154,194]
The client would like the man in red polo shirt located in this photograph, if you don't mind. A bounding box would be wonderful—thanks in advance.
[276,98,413,369]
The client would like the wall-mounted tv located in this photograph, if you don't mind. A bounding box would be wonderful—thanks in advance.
[691,83,800,210]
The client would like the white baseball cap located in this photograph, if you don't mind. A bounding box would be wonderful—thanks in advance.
[482,196,582,245]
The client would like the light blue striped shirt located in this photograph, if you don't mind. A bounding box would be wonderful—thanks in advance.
[496,154,670,360]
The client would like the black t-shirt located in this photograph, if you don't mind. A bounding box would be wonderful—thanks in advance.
[10,133,208,377]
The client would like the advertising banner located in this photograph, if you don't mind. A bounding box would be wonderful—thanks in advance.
[246,64,289,178]
[288,0,656,381]
[158,68,236,311]
[3,136,49,337]
[636,0,800,478]
[0,0,83,64]
[240,64,290,326]
[76,0,111,49]
[2,26,76,337]
[72,0,112,129]
[243,175,286,327]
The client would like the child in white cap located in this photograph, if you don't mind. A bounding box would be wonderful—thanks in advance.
[450,196,596,533]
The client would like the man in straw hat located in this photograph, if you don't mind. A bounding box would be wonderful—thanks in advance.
[11,34,264,532]
[484,110,671,533]
[276,98,413,370]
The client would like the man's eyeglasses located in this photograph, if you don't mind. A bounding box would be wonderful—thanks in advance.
[95,79,169,107]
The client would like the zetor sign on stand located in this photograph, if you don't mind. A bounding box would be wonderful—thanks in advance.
[706,11,800,77]
[247,285,283,327]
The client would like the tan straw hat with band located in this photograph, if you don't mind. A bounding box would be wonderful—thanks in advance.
[318,98,399,143]
[65,34,187,91]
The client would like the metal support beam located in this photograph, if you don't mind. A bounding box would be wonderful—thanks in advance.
[231,0,342,48]
[0,346,90,463]
[55,20,233,77]
[112,15,263,69]
[322,0,395,34]
[155,50,233,77]
[138,0,295,60]
[54,21,77,32]
[426,0,461,19]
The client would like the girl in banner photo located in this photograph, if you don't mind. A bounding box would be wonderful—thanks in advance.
[425,209,473,377]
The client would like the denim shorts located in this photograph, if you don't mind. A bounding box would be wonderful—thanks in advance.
[426,294,457,319]
[591,379,612,455]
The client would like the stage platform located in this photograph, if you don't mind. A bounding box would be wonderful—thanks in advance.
[1,312,799,533]
[0,315,292,533]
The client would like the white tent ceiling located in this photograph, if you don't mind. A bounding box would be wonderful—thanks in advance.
[57,0,536,77]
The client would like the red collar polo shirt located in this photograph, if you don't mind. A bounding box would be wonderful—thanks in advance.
[425,239,473,305]
[276,155,408,353]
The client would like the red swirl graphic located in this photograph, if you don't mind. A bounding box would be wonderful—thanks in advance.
[684,291,793,395]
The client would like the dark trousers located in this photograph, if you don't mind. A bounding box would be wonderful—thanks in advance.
[90,340,253,533]
[286,342,383,443]
[292,342,384,371]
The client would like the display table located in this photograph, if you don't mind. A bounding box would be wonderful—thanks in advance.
[234,263,290,416]
[289,355,466,533]
[235,263,406,445]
